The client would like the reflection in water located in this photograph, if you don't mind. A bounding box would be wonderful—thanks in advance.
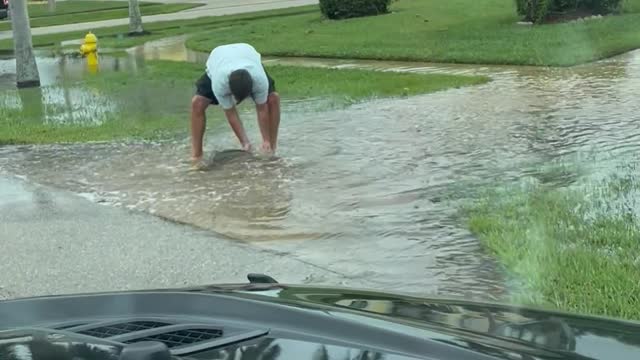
[0,85,117,126]
[0,54,148,126]
[2,39,640,300]
[16,86,45,121]
[0,54,140,88]
[128,35,207,64]
[0,51,199,127]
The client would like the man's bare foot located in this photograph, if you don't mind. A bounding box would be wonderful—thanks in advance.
[260,142,273,156]
[242,142,253,152]
[190,156,207,171]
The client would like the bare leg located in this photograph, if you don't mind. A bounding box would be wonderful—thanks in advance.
[190,95,210,160]
[267,92,281,152]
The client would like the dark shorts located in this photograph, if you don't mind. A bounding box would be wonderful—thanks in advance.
[195,69,276,105]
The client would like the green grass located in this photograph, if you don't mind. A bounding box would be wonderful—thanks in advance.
[0,6,318,52]
[464,164,640,319]
[3,0,640,65]
[145,60,489,100]
[0,111,183,144]
[623,0,640,12]
[0,60,487,144]
[0,1,200,32]
[185,0,640,66]
[27,1,155,18]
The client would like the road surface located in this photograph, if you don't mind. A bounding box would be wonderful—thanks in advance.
[0,174,367,300]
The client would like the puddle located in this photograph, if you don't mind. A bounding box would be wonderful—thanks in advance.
[0,54,153,126]
[126,35,209,63]
[0,41,331,125]
[2,37,640,299]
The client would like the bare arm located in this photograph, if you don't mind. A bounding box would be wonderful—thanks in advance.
[224,107,251,150]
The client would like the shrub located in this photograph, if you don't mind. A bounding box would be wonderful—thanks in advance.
[515,0,623,23]
[515,0,552,23]
[319,0,391,20]
[582,0,623,13]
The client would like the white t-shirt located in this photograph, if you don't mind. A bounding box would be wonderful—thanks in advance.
[205,43,269,110]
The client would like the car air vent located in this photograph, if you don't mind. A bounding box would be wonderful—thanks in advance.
[124,328,223,349]
[77,321,172,338]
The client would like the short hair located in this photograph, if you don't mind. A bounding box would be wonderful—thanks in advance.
[229,69,253,103]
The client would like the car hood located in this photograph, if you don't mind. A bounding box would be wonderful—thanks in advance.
[1,278,640,360]
[182,281,640,360]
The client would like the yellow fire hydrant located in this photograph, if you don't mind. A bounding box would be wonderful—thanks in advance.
[79,32,99,72]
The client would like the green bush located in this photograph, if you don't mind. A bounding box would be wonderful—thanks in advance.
[319,0,391,20]
[583,0,623,13]
[515,0,552,23]
[515,0,623,23]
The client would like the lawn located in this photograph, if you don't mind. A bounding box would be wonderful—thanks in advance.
[186,0,640,66]
[464,164,640,320]
[3,0,640,66]
[0,6,318,52]
[0,60,487,144]
[623,0,640,12]
[0,1,200,32]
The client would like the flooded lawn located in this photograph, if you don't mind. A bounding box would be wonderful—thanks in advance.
[1,39,640,300]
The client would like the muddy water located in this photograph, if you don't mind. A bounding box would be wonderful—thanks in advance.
[2,39,640,299]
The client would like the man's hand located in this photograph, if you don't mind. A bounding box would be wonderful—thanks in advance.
[224,107,251,150]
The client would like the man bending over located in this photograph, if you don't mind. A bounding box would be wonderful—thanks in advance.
[190,43,281,167]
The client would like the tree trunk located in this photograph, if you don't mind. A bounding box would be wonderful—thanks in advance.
[18,87,45,122]
[128,0,144,35]
[48,0,56,13]
[10,0,40,88]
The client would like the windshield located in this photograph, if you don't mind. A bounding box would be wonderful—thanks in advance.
[1,0,639,355]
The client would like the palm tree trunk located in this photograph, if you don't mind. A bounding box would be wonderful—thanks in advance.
[10,0,40,88]
[17,85,44,122]
[128,0,144,35]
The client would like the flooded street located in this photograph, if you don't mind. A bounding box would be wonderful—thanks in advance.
[2,39,640,300]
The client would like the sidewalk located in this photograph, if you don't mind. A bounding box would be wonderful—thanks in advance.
[0,0,318,41]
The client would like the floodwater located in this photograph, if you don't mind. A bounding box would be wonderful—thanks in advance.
[2,38,640,299]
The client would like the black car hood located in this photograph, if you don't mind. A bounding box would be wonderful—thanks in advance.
[1,278,640,360]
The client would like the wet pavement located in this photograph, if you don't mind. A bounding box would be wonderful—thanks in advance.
[2,39,640,301]
[0,173,370,300]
